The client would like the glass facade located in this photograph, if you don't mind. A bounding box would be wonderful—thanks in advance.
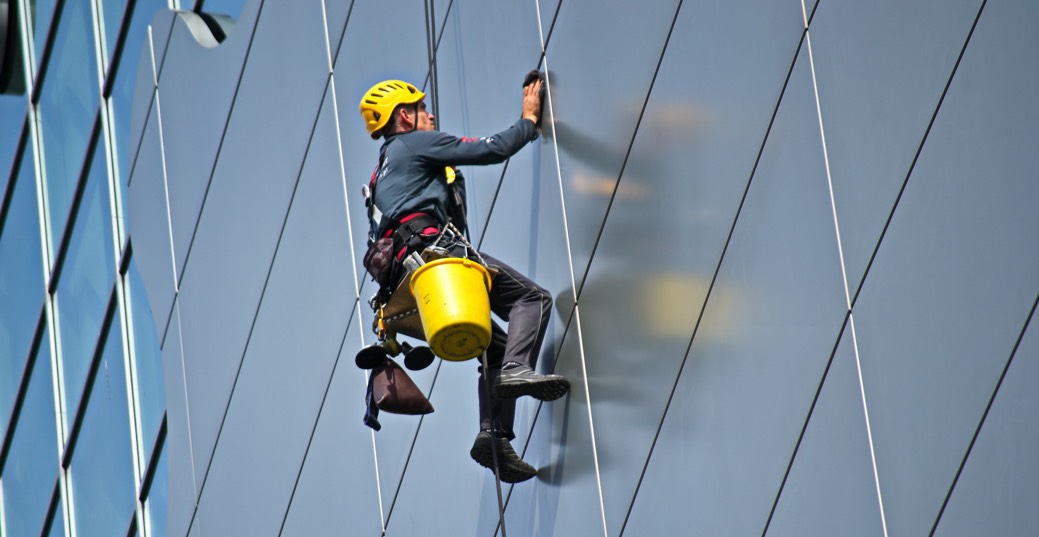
[0,1,178,536]
[6,1,1035,536]
[1,329,58,537]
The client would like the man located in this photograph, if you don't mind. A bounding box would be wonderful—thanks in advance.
[358,77,570,483]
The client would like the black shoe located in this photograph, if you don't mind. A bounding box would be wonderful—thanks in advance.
[469,431,537,484]
[492,364,570,401]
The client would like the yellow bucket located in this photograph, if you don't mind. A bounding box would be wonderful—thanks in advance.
[409,257,492,361]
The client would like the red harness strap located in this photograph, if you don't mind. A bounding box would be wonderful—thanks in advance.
[385,213,441,260]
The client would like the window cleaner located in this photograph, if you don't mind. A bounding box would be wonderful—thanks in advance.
[355,73,569,483]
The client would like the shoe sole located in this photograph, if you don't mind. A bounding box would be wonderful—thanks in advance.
[492,377,571,401]
[470,441,537,484]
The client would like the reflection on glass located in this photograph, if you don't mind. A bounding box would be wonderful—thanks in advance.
[29,0,59,67]
[70,313,136,537]
[1,329,58,537]
[55,140,115,422]
[128,258,165,460]
[99,0,130,67]
[46,497,66,537]
[38,0,100,249]
[0,97,24,190]
[111,0,167,184]
[146,444,169,537]
[0,148,44,440]
[199,0,246,19]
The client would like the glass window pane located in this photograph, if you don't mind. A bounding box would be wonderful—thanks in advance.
[127,258,165,459]
[110,0,167,184]
[70,312,136,537]
[28,0,59,67]
[99,0,129,67]
[0,146,44,440]
[55,140,114,421]
[38,0,100,248]
[45,497,66,537]
[199,0,245,18]
[0,329,59,537]
[145,443,168,537]
[0,99,24,191]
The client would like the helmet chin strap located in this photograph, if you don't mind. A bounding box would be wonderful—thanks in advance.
[394,104,419,136]
[387,103,421,137]
[407,103,420,133]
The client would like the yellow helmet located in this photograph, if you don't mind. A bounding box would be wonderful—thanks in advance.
[359,80,425,138]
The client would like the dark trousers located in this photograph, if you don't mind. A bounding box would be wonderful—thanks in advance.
[473,252,552,439]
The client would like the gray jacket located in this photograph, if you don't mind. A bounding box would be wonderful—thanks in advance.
[370,118,538,239]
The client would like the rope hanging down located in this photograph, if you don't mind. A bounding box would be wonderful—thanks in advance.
[422,1,509,533]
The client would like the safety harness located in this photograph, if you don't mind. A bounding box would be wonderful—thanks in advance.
[361,140,468,303]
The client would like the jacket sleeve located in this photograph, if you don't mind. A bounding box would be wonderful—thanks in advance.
[406,119,538,166]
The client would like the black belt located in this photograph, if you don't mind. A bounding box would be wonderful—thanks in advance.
[389,214,441,252]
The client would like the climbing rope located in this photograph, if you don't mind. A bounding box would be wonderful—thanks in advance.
[480,351,509,536]
[421,2,507,530]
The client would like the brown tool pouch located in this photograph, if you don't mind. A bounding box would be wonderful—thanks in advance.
[363,237,397,288]
[372,357,433,415]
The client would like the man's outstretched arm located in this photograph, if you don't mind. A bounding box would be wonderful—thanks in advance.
[405,77,544,166]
